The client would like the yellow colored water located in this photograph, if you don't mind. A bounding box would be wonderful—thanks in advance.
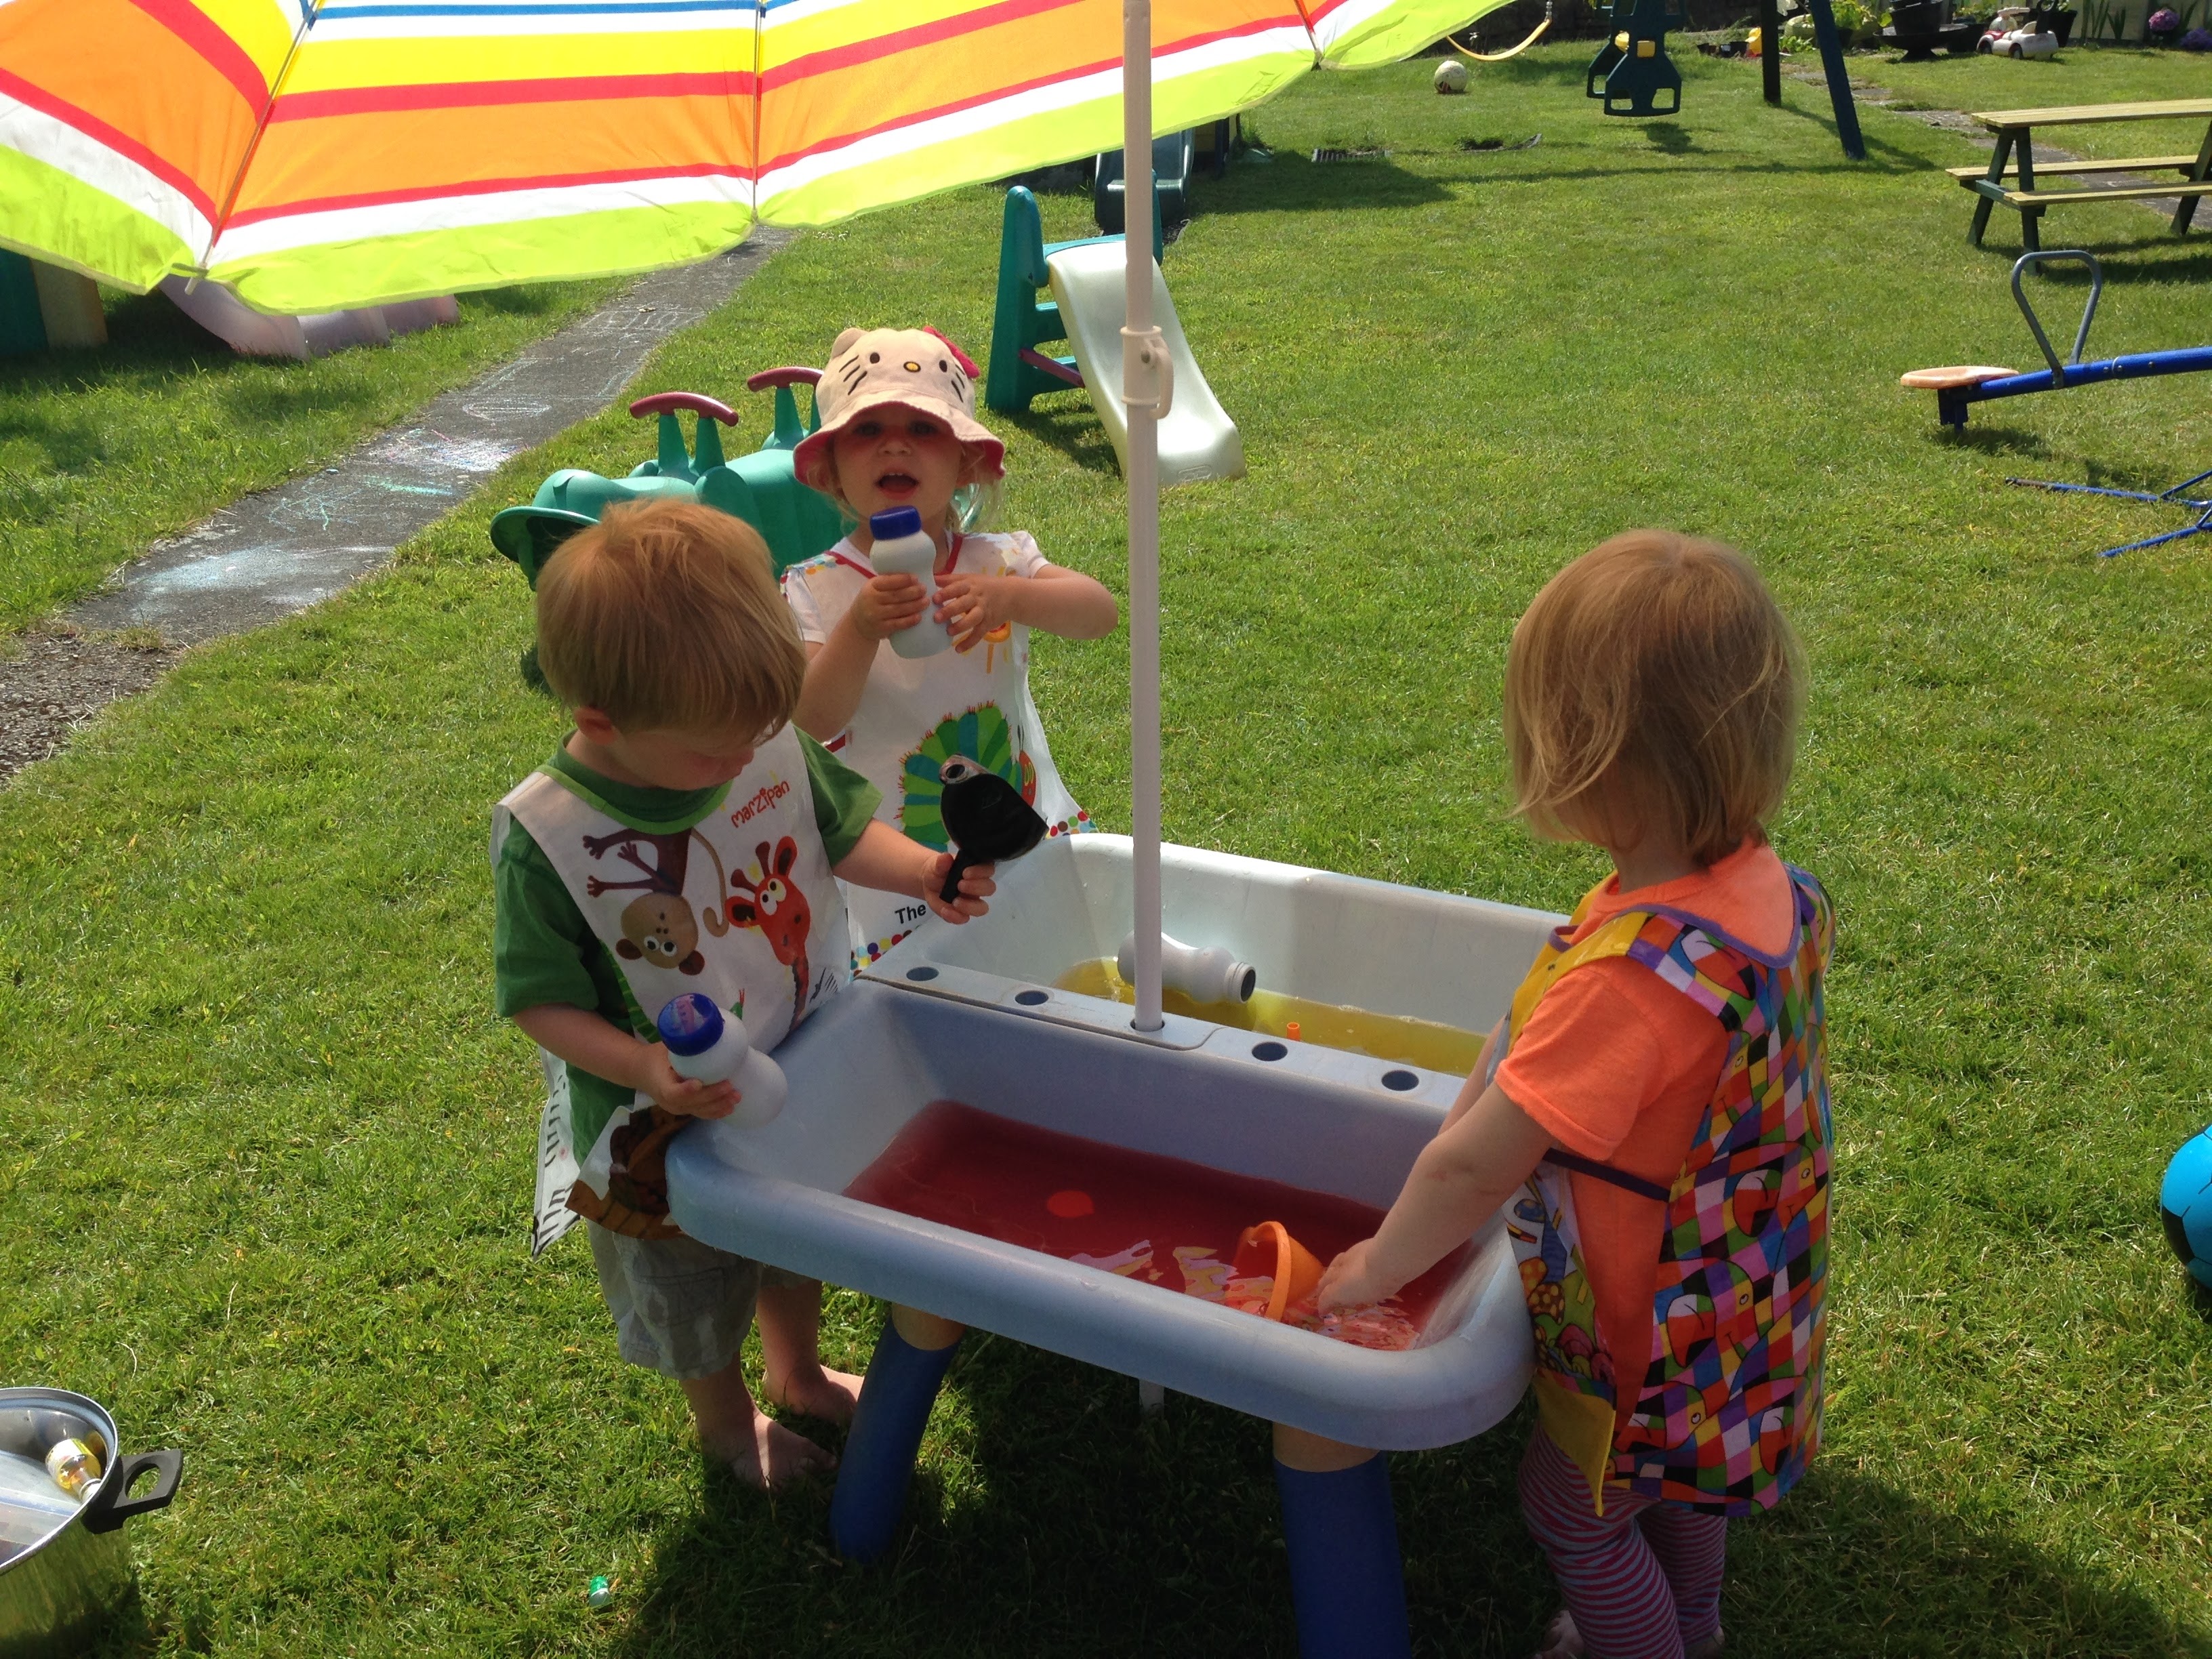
[1052,959,1486,1077]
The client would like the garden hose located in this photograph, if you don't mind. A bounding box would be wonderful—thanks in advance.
[1449,3,1553,61]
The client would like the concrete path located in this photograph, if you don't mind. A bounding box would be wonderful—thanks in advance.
[1,232,787,782]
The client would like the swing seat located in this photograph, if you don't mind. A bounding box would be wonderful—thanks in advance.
[1898,364,2019,390]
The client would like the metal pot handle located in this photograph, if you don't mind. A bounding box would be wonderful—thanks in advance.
[79,1448,183,1536]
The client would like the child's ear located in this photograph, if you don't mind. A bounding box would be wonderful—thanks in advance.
[573,705,619,743]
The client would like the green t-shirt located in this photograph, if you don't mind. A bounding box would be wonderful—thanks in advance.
[493,735,881,1153]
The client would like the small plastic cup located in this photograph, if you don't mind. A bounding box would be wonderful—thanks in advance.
[1232,1221,1324,1322]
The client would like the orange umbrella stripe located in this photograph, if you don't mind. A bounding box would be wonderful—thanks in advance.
[758,11,1120,159]
[756,10,1300,175]
[230,99,748,220]
[7,3,257,213]
[126,0,272,108]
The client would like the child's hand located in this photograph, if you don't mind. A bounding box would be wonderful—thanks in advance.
[640,1047,739,1120]
[934,572,1023,652]
[849,573,930,643]
[923,855,994,924]
[1317,1238,1399,1314]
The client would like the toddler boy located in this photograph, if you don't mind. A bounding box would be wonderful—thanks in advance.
[493,499,994,1486]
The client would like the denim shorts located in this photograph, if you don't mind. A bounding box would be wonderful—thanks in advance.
[587,1224,813,1380]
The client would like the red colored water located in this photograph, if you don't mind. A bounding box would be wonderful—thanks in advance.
[843,1101,1469,1347]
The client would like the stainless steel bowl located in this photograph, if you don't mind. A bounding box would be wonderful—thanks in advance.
[0,1388,182,1659]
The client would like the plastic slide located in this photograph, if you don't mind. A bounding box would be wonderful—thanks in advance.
[160,275,457,360]
[1044,241,1245,488]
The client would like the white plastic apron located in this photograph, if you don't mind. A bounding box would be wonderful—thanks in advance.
[493,726,846,1246]
[803,536,1086,964]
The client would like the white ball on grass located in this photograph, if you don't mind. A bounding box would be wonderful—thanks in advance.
[1434,58,1470,94]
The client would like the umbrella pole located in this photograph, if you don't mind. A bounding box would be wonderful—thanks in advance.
[1123,0,1166,1033]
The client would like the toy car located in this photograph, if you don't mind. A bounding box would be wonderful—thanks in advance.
[1994,22,2060,52]
[1977,7,2059,51]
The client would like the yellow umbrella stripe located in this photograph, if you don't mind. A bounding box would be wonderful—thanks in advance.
[279,30,754,95]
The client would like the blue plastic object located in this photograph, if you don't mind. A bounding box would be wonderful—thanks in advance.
[1275,1454,1411,1659]
[870,506,923,540]
[2160,1128,2212,1289]
[1920,251,2212,556]
[830,1320,964,1561]
[657,992,723,1056]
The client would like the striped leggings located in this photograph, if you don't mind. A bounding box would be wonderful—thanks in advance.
[1519,1429,1727,1659]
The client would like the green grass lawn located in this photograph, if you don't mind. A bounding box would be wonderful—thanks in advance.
[5,46,2212,1658]
[0,279,613,636]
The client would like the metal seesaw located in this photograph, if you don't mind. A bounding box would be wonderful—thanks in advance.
[1902,249,2212,557]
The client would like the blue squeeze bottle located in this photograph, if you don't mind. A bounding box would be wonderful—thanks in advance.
[867,506,952,659]
[656,994,787,1129]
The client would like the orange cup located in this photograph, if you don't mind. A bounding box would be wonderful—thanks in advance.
[1232,1221,1324,1322]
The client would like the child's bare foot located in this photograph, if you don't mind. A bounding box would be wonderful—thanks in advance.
[707,1409,836,1489]
[763,1360,863,1427]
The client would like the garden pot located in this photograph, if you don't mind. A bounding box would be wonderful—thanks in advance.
[0,1388,182,1659]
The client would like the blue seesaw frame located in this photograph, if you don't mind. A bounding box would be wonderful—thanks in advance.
[1913,250,2212,558]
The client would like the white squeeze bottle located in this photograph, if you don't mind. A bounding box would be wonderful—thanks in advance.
[1119,930,1258,1007]
[656,993,787,1129]
[868,506,952,659]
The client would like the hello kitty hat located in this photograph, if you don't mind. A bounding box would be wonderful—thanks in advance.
[793,326,1006,493]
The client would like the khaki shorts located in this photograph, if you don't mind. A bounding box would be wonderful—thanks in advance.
[587,1224,813,1380]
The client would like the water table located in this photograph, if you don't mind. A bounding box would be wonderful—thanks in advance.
[666,834,1557,1652]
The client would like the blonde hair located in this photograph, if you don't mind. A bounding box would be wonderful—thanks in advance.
[534,499,806,736]
[1504,530,1804,867]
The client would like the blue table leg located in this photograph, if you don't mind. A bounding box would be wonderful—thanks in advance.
[829,1317,963,1563]
[1275,1453,1412,1659]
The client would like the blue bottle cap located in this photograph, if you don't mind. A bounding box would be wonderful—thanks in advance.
[869,506,923,539]
[656,993,724,1057]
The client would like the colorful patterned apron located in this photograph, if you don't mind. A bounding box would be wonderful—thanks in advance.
[1494,866,1834,1515]
[782,531,1088,965]
[493,726,847,1246]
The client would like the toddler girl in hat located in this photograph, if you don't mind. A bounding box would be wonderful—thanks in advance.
[782,326,1118,964]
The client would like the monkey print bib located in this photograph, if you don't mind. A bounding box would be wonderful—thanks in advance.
[494,726,846,1242]
[782,532,1088,966]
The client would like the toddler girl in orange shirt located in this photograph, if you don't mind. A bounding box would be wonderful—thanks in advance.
[1316,530,1835,1659]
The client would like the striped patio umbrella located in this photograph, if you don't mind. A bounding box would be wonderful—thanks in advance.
[0,0,1503,315]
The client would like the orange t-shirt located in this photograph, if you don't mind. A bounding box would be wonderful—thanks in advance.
[1495,838,1797,1433]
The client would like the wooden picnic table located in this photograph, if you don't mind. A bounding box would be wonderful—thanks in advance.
[1954,99,2212,251]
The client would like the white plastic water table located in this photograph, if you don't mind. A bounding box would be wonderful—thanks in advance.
[665,833,1553,1450]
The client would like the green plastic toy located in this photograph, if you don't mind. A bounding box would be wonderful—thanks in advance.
[490,372,846,588]
[985,185,1126,417]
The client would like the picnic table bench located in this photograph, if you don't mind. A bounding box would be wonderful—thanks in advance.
[1955,100,2212,251]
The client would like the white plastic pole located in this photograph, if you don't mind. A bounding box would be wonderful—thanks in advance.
[1122,0,1164,1033]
